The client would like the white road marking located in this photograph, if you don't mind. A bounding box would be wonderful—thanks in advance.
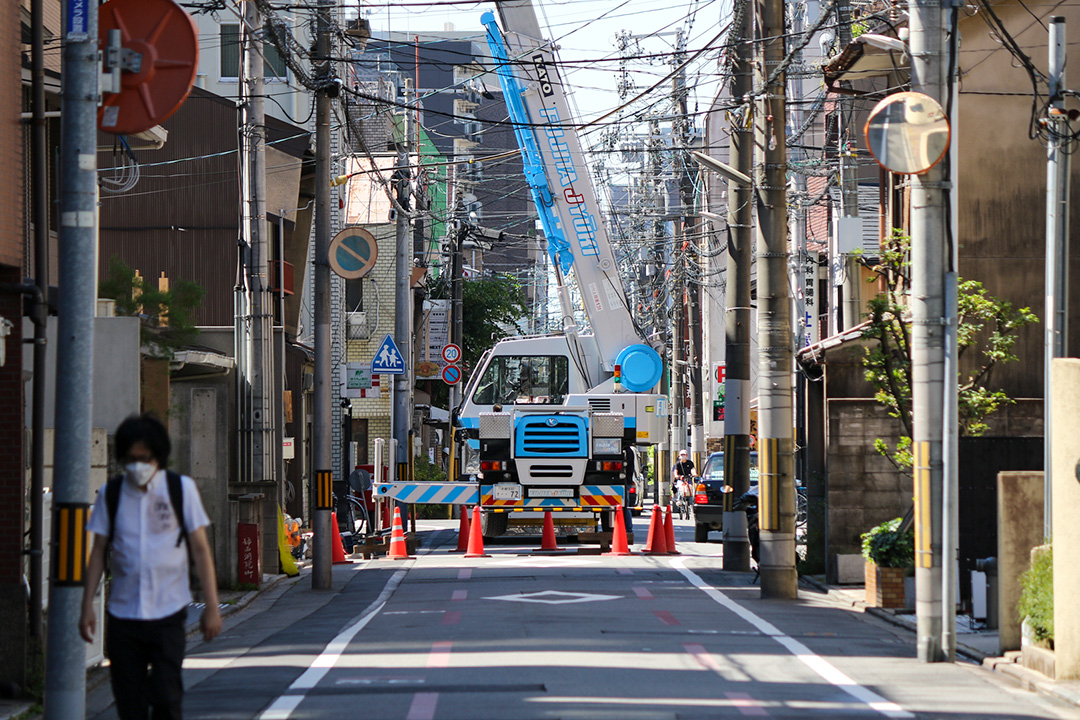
[671,558,914,719]
[485,590,622,604]
[257,568,407,719]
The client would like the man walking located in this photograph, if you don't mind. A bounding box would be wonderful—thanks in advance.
[80,414,221,720]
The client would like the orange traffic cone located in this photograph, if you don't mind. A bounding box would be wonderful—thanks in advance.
[464,506,490,558]
[538,510,559,551]
[664,505,679,555]
[331,512,351,564]
[604,505,632,556]
[385,506,412,559]
[643,505,668,555]
[454,506,471,552]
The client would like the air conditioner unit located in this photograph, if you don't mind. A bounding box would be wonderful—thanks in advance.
[347,311,369,339]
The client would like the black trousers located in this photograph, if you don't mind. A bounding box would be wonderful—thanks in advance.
[105,608,187,720]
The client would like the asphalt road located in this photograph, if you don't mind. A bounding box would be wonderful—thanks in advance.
[87,514,1079,720]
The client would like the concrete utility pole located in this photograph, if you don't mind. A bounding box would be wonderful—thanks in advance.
[909,0,949,662]
[755,0,798,599]
[44,0,97,715]
[311,0,333,590]
[674,29,705,467]
[394,148,413,485]
[241,0,275,494]
[1044,16,1069,539]
[722,0,754,572]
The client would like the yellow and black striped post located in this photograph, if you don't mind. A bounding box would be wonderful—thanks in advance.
[315,470,333,510]
[52,503,91,586]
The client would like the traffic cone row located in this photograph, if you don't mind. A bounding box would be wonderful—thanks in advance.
[385,506,412,559]
[663,505,679,555]
[642,504,668,554]
[603,505,632,556]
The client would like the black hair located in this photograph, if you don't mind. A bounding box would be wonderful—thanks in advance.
[115,414,171,466]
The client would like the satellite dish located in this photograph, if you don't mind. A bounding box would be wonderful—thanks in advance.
[98,0,199,135]
[864,91,950,175]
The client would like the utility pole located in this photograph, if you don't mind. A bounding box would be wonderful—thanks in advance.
[311,0,333,590]
[651,118,670,506]
[722,0,753,573]
[44,0,97,715]
[28,0,49,648]
[394,147,413,487]
[909,0,949,662]
[674,29,704,467]
[1044,16,1069,540]
[755,0,797,599]
[243,0,274,490]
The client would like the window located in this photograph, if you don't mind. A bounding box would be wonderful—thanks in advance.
[472,355,569,406]
[219,24,288,81]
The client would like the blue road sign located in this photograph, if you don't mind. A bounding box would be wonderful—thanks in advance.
[371,334,405,375]
[329,227,378,280]
[441,364,462,385]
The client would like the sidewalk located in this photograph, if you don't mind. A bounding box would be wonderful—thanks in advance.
[0,571,299,720]
[802,576,1080,711]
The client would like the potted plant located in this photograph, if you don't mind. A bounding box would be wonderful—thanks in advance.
[861,518,914,608]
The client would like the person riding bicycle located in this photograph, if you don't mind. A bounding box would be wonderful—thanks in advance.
[672,450,695,519]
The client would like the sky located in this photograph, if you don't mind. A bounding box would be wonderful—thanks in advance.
[357,0,731,132]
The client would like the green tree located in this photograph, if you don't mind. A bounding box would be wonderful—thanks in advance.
[860,231,1038,469]
[99,257,205,358]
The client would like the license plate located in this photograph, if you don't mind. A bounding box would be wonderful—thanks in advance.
[493,485,521,500]
[528,488,574,498]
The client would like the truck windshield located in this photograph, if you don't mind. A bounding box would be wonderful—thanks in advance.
[472,355,569,405]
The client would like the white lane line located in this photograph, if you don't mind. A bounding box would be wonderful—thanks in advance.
[258,568,407,720]
[670,559,914,719]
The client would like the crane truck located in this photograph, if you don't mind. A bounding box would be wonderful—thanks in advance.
[377,1,668,538]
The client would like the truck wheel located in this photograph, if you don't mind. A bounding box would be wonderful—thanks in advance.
[480,510,508,538]
[694,523,709,543]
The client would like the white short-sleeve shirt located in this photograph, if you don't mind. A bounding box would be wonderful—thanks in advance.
[87,469,211,620]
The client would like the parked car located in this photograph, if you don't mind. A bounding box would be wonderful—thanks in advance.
[692,451,758,543]
[692,451,806,542]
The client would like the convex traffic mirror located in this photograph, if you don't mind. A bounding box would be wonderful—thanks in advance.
[864,91,950,175]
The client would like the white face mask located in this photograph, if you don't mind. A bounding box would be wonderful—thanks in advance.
[125,461,158,487]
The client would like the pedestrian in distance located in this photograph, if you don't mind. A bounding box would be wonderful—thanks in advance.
[80,413,222,720]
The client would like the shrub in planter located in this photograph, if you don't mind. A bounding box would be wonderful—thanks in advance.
[1018,544,1053,646]
[862,518,914,608]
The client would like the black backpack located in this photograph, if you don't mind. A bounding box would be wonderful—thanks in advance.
[105,470,188,550]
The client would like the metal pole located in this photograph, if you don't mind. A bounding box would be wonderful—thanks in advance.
[755,0,797,599]
[44,0,97,714]
[1045,15,1069,540]
[28,0,50,646]
[941,38,961,662]
[910,0,948,663]
[311,0,333,590]
[394,150,413,492]
[722,0,753,572]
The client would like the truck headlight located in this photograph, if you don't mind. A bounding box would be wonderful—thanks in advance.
[593,437,621,455]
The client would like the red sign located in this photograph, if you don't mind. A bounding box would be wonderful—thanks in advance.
[442,364,462,385]
[442,343,462,364]
[716,363,726,384]
[238,523,260,586]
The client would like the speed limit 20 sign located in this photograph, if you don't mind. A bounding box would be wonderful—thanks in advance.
[442,343,462,364]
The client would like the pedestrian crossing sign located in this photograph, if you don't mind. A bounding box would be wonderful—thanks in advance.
[371,334,405,375]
